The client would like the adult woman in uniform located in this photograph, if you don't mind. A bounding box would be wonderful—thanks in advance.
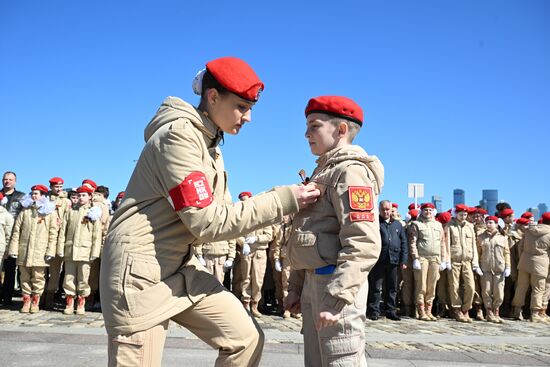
[100,57,320,366]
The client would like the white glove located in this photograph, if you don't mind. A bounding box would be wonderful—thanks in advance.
[473,267,484,276]
[57,253,64,258]
[504,268,511,277]
[198,256,207,267]
[245,236,257,245]
[44,256,53,262]
[9,254,17,259]
[446,261,452,271]
[242,243,251,256]
[439,262,446,271]
[412,259,421,270]
[223,259,234,271]
[90,256,98,261]
[275,259,282,272]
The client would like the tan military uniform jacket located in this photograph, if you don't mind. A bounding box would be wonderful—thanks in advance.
[445,218,479,267]
[237,225,273,252]
[0,206,14,256]
[287,145,384,312]
[409,216,446,261]
[100,97,298,335]
[194,239,237,259]
[57,203,102,261]
[274,221,292,260]
[477,230,510,274]
[8,205,57,267]
[517,224,550,277]
[49,191,72,230]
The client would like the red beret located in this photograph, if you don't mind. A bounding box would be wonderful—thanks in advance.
[49,177,64,185]
[521,212,533,219]
[305,96,363,126]
[421,203,435,210]
[409,209,419,219]
[0,192,4,201]
[31,184,49,194]
[542,212,550,224]
[206,57,264,102]
[455,204,468,213]
[116,191,125,200]
[238,191,252,199]
[485,216,499,223]
[476,208,488,215]
[499,208,514,218]
[436,212,452,224]
[77,186,94,194]
[467,207,477,214]
[392,203,398,208]
[82,179,97,190]
[516,217,530,225]
[408,203,420,210]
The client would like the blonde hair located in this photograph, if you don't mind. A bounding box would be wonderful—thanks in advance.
[328,117,361,142]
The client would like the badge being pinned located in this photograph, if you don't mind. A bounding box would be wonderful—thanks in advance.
[169,172,213,211]
[348,186,373,211]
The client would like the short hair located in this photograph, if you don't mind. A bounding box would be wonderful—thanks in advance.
[96,185,110,199]
[328,117,361,142]
[379,200,392,209]
[2,171,16,179]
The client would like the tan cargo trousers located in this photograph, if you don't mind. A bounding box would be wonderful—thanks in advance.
[20,266,46,295]
[63,260,91,297]
[107,288,264,367]
[512,270,546,309]
[480,272,505,309]
[241,250,267,305]
[301,270,368,367]
[413,257,440,305]
[449,261,475,310]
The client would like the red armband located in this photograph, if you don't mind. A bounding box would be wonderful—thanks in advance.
[168,172,213,211]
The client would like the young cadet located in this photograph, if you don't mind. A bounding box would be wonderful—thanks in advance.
[409,203,447,321]
[477,216,510,323]
[99,56,320,367]
[7,185,56,313]
[284,96,384,366]
[57,185,102,315]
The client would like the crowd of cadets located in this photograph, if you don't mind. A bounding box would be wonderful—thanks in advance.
[1,170,549,325]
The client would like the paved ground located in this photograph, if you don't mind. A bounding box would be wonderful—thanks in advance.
[1,298,549,366]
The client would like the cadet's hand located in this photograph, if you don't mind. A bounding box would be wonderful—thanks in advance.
[473,266,483,276]
[223,259,233,271]
[44,256,53,262]
[90,256,98,261]
[412,259,421,270]
[57,253,64,258]
[274,259,282,272]
[400,263,407,270]
[198,256,207,267]
[290,184,320,209]
[504,268,511,277]
[316,304,341,330]
[9,254,17,259]
[439,262,447,271]
[242,243,251,256]
[446,261,452,271]
[245,236,257,245]
[283,291,301,314]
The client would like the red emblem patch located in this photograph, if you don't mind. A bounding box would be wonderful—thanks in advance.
[350,212,375,222]
[348,186,373,211]
[169,172,213,211]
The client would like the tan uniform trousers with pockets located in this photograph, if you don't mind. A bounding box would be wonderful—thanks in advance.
[241,250,267,305]
[413,257,440,305]
[20,266,46,295]
[63,260,91,297]
[108,288,264,367]
[480,272,505,310]
[301,270,368,367]
[449,261,475,310]
[512,270,546,309]
[46,255,63,293]
[204,254,228,284]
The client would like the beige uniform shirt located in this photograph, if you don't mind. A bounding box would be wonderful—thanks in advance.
[274,221,292,260]
[445,218,479,267]
[8,205,57,267]
[237,225,273,252]
[409,217,446,261]
[477,230,510,274]
[287,145,384,312]
[57,203,102,261]
[0,206,14,256]
[517,224,550,277]
[100,97,298,335]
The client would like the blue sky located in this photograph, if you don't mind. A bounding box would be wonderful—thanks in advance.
[1,0,549,216]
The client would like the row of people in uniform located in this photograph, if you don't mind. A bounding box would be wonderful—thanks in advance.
[369,200,550,324]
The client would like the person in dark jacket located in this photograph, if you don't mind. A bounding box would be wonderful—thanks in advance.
[367,200,408,320]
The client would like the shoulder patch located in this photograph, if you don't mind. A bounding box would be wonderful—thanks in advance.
[348,186,373,211]
[350,212,375,222]
[168,172,213,211]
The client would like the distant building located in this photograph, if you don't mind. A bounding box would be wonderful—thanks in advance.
[482,190,498,216]
[432,195,442,213]
[453,189,465,206]
[527,207,540,220]
[538,203,548,219]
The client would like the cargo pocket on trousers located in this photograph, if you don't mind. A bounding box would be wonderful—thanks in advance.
[320,334,363,366]
[109,334,144,366]
[288,231,325,269]
[123,257,162,318]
